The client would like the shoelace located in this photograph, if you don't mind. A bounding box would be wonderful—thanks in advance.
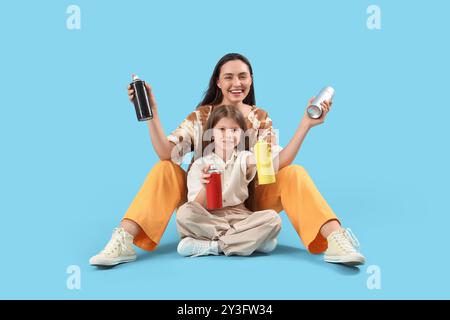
[344,228,360,248]
[188,240,215,258]
[101,228,128,256]
[333,228,360,253]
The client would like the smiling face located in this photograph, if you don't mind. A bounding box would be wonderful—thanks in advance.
[216,60,253,105]
[212,117,242,155]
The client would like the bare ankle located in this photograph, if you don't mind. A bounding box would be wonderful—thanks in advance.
[320,220,341,239]
[120,219,141,237]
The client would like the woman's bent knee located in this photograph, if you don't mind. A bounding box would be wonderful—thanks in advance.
[279,164,308,180]
[153,160,177,172]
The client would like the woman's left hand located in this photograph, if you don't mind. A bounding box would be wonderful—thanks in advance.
[300,96,333,129]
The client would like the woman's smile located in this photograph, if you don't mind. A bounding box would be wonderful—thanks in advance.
[229,88,244,97]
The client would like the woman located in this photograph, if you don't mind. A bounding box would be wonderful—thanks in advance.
[89,53,365,267]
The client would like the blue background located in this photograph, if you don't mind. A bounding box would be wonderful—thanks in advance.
[1,0,449,299]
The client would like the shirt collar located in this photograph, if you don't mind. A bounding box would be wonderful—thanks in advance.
[205,149,238,167]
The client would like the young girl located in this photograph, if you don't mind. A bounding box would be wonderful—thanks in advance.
[176,105,281,257]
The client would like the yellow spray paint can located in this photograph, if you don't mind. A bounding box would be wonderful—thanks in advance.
[254,140,276,185]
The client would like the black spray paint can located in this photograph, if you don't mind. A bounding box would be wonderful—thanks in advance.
[130,74,153,121]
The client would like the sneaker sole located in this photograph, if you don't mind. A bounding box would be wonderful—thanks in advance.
[90,255,137,267]
[324,255,365,266]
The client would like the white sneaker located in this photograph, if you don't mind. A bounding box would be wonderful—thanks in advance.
[256,238,278,253]
[324,228,366,266]
[89,228,137,266]
[177,237,219,257]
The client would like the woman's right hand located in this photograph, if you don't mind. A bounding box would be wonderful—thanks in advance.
[127,74,158,114]
[200,164,212,186]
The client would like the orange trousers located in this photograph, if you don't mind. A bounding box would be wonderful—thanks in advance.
[123,161,339,254]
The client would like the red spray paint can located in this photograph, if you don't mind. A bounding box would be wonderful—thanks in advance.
[206,165,222,210]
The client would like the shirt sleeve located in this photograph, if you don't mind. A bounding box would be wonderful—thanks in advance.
[167,111,198,165]
[187,158,206,202]
[167,111,197,146]
[256,111,283,157]
[239,151,257,183]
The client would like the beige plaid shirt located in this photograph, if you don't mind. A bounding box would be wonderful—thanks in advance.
[167,105,282,165]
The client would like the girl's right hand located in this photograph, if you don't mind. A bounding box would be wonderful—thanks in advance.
[200,164,212,185]
[127,74,158,114]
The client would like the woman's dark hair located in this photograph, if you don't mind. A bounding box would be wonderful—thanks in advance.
[197,53,256,108]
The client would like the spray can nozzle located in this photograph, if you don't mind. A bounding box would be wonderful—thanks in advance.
[129,74,153,121]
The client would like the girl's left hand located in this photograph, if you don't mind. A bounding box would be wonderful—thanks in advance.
[300,96,333,129]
